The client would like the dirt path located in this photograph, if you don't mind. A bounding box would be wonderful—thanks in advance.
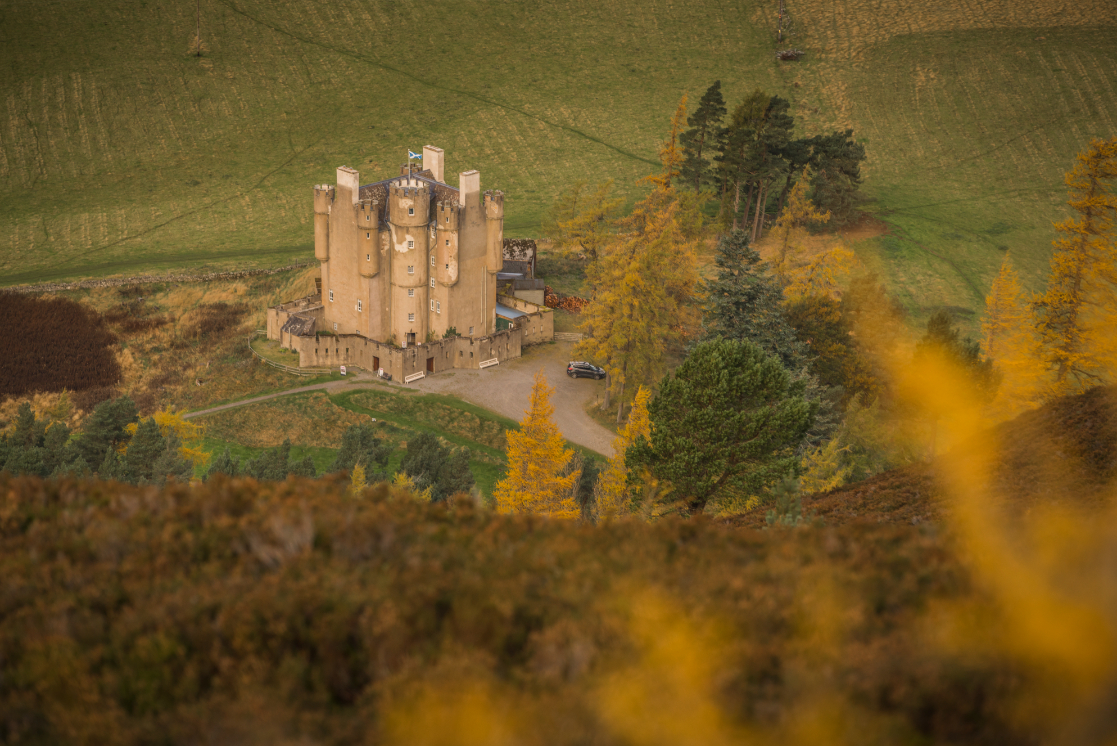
[410,341,616,457]
[184,341,616,457]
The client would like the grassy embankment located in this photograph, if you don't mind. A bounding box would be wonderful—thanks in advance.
[3,0,1116,332]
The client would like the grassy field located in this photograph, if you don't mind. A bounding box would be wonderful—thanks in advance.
[2,0,1116,328]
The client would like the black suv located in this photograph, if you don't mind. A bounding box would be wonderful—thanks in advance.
[567,361,606,379]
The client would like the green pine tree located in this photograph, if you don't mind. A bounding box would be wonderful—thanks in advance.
[628,339,816,516]
[330,424,392,479]
[126,418,166,484]
[680,81,727,193]
[75,396,138,468]
[205,447,241,480]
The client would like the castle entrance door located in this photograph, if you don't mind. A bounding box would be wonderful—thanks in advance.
[406,332,416,346]
[426,357,434,373]
[373,356,380,371]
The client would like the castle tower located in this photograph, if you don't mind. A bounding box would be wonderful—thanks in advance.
[388,176,431,346]
[484,190,504,272]
[357,199,380,278]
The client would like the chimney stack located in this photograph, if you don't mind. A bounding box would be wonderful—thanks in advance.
[423,145,445,183]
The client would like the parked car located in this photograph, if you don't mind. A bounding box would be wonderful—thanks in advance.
[567,361,606,379]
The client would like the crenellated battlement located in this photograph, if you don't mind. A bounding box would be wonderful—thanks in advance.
[484,189,504,219]
[435,200,460,231]
[356,199,381,223]
[314,184,335,214]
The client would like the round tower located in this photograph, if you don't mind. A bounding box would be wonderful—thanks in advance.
[357,199,380,278]
[313,185,334,262]
[484,190,504,273]
[388,177,431,345]
[435,200,460,286]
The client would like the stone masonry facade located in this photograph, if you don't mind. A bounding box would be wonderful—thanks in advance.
[266,146,551,378]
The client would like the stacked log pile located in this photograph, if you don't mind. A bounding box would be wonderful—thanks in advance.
[544,286,589,313]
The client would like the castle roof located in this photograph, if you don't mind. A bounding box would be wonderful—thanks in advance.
[358,172,459,205]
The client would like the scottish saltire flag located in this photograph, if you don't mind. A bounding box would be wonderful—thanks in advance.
[408,150,422,160]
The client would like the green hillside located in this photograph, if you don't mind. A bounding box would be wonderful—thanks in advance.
[2,0,1116,325]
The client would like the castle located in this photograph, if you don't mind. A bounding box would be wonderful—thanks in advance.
[267,146,552,381]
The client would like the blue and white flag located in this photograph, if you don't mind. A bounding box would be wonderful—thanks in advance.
[408,150,422,160]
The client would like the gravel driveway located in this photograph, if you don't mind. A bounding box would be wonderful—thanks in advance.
[410,341,616,457]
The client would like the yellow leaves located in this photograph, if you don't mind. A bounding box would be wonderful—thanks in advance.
[594,385,651,521]
[125,406,210,468]
[782,243,860,302]
[980,254,1048,421]
[393,471,432,502]
[493,371,580,518]
[1034,136,1117,392]
[645,95,688,190]
[350,462,367,494]
[798,437,853,494]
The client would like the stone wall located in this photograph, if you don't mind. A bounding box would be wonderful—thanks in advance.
[2,261,315,295]
[497,293,553,346]
[288,327,523,380]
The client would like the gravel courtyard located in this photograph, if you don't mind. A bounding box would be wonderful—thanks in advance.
[409,341,616,457]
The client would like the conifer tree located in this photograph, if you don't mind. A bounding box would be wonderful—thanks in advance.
[772,167,831,281]
[494,371,580,518]
[126,418,166,483]
[149,433,194,485]
[330,423,392,478]
[594,386,651,521]
[701,229,809,372]
[546,180,624,263]
[628,339,815,516]
[1033,137,1117,394]
[680,82,727,193]
[980,255,1047,419]
[205,447,240,480]
[75,396,138,468]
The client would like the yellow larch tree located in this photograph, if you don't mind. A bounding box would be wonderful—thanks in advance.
[577,98,701,422]
[125,406,211,469]
[494,371,580,518]
[1032,136,1117,395]
[772,167,831,280]
[593,385,652,521]
[981,254,1048,420]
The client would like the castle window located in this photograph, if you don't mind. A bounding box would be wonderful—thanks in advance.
[357,300,362,312]
[430,256,435,266]
[408,313,415,322]
[366,232,370,239]
[430,278,435,288]
[333,323,337,330]
[329,290,334,302]
[407,239,414,249]
[445,264,449,270]
[436,301,441,313]
[408,288,414,297]
[430,300,434,311]
[366,253,370,261]
[408,207,414,215]
[445,239,450,246]
[469,326,474,335]
[445,216,449,223]
[366,215,370,221]
[408,265,414,274]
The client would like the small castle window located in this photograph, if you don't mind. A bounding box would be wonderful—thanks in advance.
[408,265,414,274]
[469,326,474,335]
[333,322,337,331]
[445,264,449,270]
[436,301,441,313]
[366,253,371,261]
[408,288,414,297]
[430,300,434,311]
[445,239,450,246]
[445,216,449,223]
[366,214,370,221]
[407,239,414,249]
[430,278,435,288]
[430,256,435,266]
[366,232,370,239]
[357,300,362,312]
[329,290,334,302]
[408,313,415,322]
[408,207,414,215]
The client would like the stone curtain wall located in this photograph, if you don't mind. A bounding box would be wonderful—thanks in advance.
[497,293,554,345]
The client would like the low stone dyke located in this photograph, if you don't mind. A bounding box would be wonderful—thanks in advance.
[0,261,315,295]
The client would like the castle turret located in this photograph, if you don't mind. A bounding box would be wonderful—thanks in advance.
[357,199,380,277]
[313,185,333,262]
[435,200,460,286]
[388,176,431,345]
[484,190,504,273]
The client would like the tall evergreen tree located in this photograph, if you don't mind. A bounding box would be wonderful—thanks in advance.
[149,433,194,485]
[628,339,815,516]
[700,229,809,372]
[680,81,727,193]
[126,418,166,484]
[244,439,294,481]
[806,129,866,226]
[75,396,138,468]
